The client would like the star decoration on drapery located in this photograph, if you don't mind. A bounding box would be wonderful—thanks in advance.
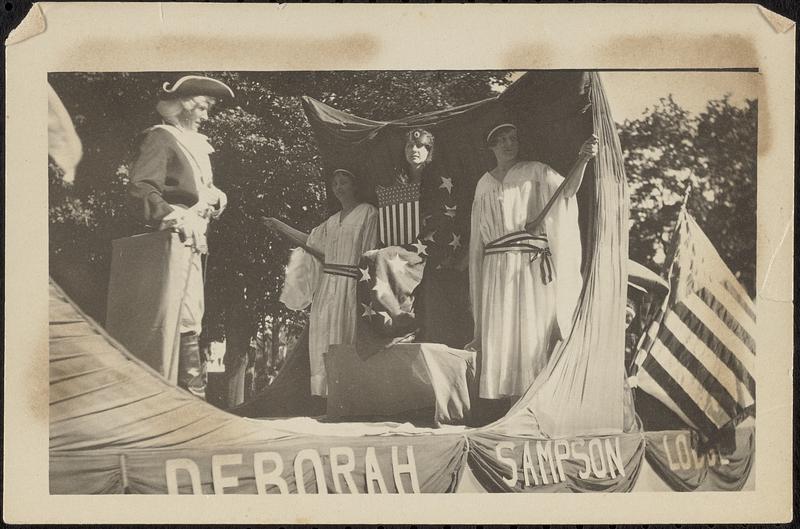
[359,267,371,282]
[372,277,393,299]
[449,233,461,250]
[387,252,408,272]
[361,302,377,319]
[439,176,453,194]
[412,240,428,256]
[444,205,457,218]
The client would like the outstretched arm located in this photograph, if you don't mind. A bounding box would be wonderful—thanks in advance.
[262,217,324,261]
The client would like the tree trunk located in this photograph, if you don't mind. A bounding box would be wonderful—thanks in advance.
[271,313,282,378]
[224,300,250,408]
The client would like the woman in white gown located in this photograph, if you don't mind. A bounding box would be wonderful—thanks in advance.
[467,124,598,399]
[262,169,379,397]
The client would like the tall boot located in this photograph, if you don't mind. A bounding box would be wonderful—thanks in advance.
[179,332,207,399]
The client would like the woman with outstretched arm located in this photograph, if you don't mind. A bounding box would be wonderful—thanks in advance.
[262,168,379,397]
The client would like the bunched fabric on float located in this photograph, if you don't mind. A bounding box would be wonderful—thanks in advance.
[484,72,632,438]
[50,280,468,494]
[643,428,755,492]
[49,71,754,495]
[50,275,753,494]
[466,430,645,493]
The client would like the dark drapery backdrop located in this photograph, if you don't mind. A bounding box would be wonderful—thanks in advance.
[302,70,597,269]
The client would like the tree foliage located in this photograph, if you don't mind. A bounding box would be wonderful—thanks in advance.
[619,95,756,296]
[48,72,757,391]
[48,70,512,361]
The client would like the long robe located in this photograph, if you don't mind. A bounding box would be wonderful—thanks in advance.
[281,203,379,396]
[469,161,582,399]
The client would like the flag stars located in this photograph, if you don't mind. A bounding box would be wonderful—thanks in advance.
[444,205,457,218]
[387,252,408,273]
[449,233,461,250]
[359,267,371,282]
[372,277,393,299]
[412,240,428,256]
[439,177,453,194]
[361,302,377,319]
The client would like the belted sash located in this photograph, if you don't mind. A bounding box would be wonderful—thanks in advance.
[484,230,554,284]
[323,263,360,280]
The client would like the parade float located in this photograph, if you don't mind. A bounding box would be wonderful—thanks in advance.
[49,71,755,493]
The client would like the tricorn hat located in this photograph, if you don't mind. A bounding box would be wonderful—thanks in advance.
[160,75,235,100]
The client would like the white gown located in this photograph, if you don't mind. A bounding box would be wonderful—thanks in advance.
[281,203,379,396]
[469,161,582,399]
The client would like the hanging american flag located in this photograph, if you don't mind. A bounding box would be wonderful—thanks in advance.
[632,208,756,444]
[376,181,421,247]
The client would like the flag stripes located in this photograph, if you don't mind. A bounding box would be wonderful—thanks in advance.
[391,204,397,245]
[633,210,756,442]
[682,293,755,373]
[723,279,757,322]
[634,364,697,427]
[652,337,732,427]
[376,181,421,247]
[408,201,416,242]
[379,200,419,247]
[671,302,755,393]
[662,311,754,408]
[657,322,745,419]
[638,313,660,354]
[396,202,406,244]
[639,350,721,435]
[710,280,757,338]
[696,287,756,353]
[379,207,386,246]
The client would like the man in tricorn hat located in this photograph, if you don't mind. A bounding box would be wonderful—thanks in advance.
[128,75,234,399]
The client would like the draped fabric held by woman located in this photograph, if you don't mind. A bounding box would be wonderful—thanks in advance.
[469,161,582,399]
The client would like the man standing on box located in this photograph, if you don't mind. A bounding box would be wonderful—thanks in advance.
[128,75,234,399]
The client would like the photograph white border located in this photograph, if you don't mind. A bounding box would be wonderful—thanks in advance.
[5,2,794,524]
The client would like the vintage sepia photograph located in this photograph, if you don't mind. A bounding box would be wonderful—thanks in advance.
[4,2,794,524]
[47,68,757,494]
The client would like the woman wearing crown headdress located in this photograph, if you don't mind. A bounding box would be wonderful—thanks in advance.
[128,75,234,399]
[363,128,471,347]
